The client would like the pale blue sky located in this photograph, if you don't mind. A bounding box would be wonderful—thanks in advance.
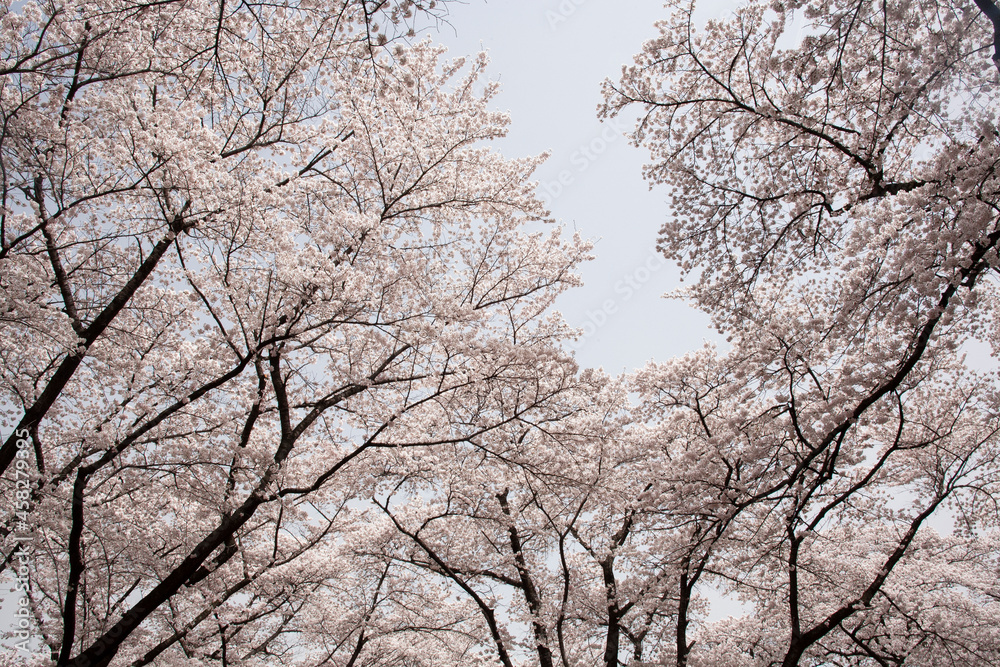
[430,0,731,373]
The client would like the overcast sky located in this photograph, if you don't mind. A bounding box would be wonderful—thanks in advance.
[428,0,737,374]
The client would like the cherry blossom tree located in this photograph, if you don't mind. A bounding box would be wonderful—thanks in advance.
[598,0,1000,665]
[6,0,1000,666]
[369,370,644,667]
[0,1,591,666]
[368,366,723,667]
